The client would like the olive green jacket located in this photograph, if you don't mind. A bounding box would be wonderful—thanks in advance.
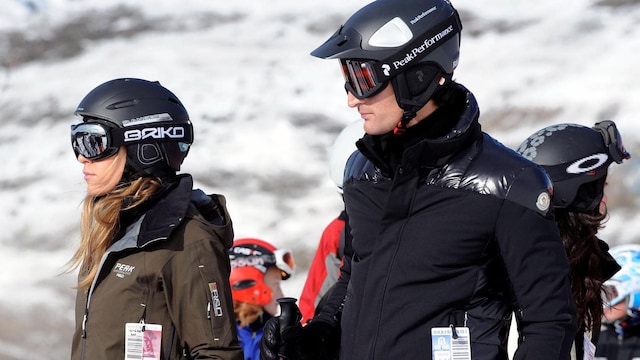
[71,175,243,360]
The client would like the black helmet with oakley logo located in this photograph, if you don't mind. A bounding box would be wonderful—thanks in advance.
[516,121,630,213]
[71,78,194,179]
[311,0,462,127]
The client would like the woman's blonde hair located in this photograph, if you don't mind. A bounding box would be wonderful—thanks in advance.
[67,151,162,289]
[234,301,264,327]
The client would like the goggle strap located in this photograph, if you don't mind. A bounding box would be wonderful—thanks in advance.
[232,248,294,279]
[109,123,194,148]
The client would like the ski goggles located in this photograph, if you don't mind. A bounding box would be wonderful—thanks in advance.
[230,247,295,280]
[593,120,630,164]
[71,121,122,161]
[71,120,193,161]
[341,59,389,99]
[272,248,295,280]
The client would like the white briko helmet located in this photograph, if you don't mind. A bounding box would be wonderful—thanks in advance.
[329,120,364,194]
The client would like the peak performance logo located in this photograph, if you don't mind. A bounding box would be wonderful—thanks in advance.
[381,64,391,76]
[410,6,436,25]
[390,25,454,71]
[124,126,186,142]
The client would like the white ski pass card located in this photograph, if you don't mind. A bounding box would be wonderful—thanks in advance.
[431,326,471,360]
[125,322,163,360]
[583,336,595,360]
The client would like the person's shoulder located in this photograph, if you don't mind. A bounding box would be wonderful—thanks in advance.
[178,205,234,251]
[476,134,553,215]
[344,149,378,184]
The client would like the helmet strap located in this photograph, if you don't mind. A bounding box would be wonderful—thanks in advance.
[391,69,448,135]
[122,144,176,182]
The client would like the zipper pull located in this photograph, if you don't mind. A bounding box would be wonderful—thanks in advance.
[81,312,88,338]
[449,323,459,339]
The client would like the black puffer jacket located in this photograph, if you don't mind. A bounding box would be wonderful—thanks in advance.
[316,84,577,360]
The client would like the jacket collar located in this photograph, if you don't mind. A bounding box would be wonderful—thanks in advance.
[136,174,193,247]
[114,174,193,248]
[358,83,482,174]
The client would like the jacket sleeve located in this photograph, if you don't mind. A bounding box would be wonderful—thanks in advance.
[299,214,345,323]
[313,213,352,327]
[162,218,243,360]
[496,196,577,359]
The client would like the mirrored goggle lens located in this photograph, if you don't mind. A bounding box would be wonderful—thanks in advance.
[341,59,387,99]
[594,120,631,164]
[274,248,295,279]
[70,122,119,160]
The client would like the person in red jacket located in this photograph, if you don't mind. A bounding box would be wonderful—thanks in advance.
[298,120,363,323]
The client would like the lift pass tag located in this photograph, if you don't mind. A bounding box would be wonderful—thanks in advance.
[125,323,163,360]
[583,336,595,360]
[431,326,471,360]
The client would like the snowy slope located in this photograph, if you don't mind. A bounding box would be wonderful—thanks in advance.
[0,0,638,358]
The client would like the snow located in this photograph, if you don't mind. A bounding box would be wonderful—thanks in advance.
[0,0,639,358]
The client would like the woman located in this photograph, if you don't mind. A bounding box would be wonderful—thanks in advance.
[228,238,294,360]
[517,120,630,359]
[67,78,243,359]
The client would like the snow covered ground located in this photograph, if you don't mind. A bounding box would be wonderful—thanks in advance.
[0,0,639,358]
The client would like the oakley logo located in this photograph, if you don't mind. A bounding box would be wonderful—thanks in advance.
[566,154,609,174]
[124,126,186,142]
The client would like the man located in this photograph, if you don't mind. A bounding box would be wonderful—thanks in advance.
[261,0,577,359]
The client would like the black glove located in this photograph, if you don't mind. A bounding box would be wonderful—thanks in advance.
[260,317,340,360]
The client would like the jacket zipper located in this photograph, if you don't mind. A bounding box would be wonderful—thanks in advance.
[80,288,89,360]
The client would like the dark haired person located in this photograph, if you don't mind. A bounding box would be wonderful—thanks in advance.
[260,0,576,359]
[517,120,630,359]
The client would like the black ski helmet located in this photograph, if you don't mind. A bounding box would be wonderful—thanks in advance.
[516,121,630,212]
[311,0,462,127]
[74,78,193,179]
